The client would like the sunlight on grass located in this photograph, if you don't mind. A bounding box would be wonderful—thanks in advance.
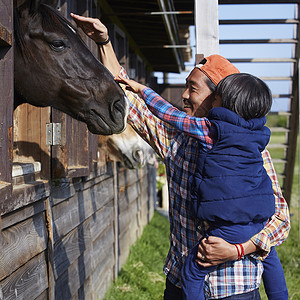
[104,212,169,300]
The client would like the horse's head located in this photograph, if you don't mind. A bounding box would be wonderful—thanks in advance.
[99,125,155,169]
[14,0,128,135]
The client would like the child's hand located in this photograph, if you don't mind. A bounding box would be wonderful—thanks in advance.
[115,75,147,94]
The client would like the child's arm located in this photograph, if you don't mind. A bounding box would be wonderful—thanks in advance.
[116,76,214,145]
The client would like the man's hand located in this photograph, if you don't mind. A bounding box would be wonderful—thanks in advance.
[70,13,108,44]
[196,236,259,267]
[196,236,238,267]
[115,75,147,95]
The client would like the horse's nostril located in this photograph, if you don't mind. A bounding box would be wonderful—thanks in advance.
[110,99,125,124]
[113,100,124,114]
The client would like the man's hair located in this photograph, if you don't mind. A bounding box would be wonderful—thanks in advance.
[216,73,272,120]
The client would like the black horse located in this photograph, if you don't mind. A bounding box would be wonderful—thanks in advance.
[14,0,128,135]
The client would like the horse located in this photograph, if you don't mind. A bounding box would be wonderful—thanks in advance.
[14,0,128,135]
[99,125,156,169]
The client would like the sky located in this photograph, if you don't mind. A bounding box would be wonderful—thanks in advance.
[155,3,297,112]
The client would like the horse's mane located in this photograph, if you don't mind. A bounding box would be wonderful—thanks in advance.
[14,2,78,59]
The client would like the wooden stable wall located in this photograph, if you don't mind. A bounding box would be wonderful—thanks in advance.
[0,161,155,299]
[0,1,156,299]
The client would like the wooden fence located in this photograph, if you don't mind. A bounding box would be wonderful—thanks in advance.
[0,1,156,299]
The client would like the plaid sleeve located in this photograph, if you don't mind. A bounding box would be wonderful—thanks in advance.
[251,149,291,259]
[119,67,177,159]
[141,88,214,148]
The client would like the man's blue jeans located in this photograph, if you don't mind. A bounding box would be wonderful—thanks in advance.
[164,279,261,300]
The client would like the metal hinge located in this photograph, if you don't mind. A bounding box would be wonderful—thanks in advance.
[46,123,62,145]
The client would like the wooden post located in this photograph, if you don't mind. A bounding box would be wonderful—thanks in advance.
[194,0,219,63]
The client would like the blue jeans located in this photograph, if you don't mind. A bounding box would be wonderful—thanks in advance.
[164,279,261,300]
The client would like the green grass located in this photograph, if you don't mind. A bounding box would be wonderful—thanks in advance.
[103,211,169,300]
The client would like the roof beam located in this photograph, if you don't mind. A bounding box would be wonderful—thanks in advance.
[157,0,185,72]
[220,38,298,44]
[220,19,299,25]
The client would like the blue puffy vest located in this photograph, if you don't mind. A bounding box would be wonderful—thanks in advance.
[190,107,275,226]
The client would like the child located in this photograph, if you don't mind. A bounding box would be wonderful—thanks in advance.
[117,73,288,300]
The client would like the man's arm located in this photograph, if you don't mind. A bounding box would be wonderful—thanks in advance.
[71,13,178,159]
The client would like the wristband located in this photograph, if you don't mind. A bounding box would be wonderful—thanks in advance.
[239,243,245,259]
[234,243,245,260]
[234,244,241,260]
[96,37,110,45]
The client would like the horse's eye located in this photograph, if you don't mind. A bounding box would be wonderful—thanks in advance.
[50,40,66,51]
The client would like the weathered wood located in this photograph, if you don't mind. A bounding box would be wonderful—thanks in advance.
[13,105,51,179]
[0,0,13,209]
[91,246,114,297]
[0,23,12,46]
[119,198,140,235]
[0,252,48,300]
[53,220,92,279]
[1,199,45,230]
[92,264,114,300]
[90,204,114,242]
[54,248,92,300]
[91,225,114,270]
[0,212,47,281]
[52,190,93,242]
[35,289,48,300]
[51,177,82,205]
[1,180,50,215]
[70,277,92,300]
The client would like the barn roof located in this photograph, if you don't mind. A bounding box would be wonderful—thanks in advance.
[99,0,194,73]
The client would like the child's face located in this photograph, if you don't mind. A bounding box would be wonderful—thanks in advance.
[212,94,222,108]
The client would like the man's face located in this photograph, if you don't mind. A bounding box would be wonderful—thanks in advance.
[182,68,214,117]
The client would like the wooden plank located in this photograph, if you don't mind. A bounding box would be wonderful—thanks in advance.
[1,199,45,230]
[54,248,92,300]
[0,212,47,281]
[118,222,138,268]
[0,0,13,199]
[117,167,145,190]
[118,182,141,213]
[92,263,114,300]
[89,204,114,242]
[91,246,114,297]
[119,198,140,235]
[13,105,51,179]
[53,220,92,279]
[51,177,82,205]
[0,23,12,46]
[35,290,48,300]
[52,189,93,242]
[0,252,48,300]
[195,0,219,59]
[70,277,92,300]
[91,225,114,270]
[1,180,50,215]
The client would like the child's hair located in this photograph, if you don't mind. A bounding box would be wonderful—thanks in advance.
[216,73,272,120]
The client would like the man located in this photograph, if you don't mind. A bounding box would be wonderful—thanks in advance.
[71,13,290,299]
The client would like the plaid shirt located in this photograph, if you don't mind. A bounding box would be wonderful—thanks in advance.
[120,68,290,299]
